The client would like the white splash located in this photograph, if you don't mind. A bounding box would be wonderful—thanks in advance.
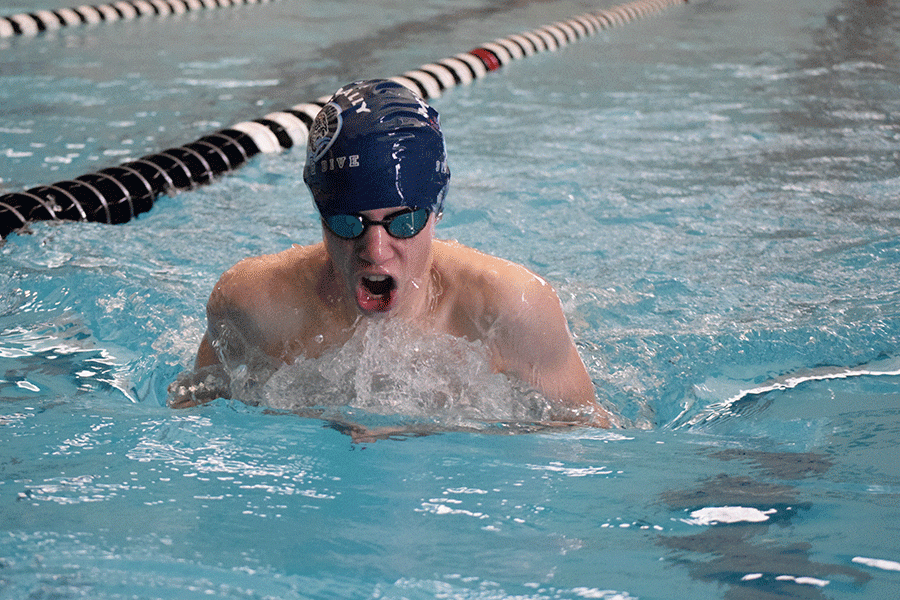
[682,506,776,526]
[775,575,829,587]
[261,320,554,427]
[852,556,900,572]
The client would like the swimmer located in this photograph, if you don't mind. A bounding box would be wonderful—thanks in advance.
[170,79,611,429]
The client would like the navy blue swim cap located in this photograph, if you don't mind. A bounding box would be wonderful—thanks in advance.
[303,79,450,218]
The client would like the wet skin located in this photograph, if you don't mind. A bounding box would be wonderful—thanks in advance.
[189,207,611,427]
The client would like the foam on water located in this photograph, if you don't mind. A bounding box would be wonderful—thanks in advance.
[259,320,560,429]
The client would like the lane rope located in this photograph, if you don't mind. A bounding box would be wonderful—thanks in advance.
[0,0,277,39]
[1,0,688,238]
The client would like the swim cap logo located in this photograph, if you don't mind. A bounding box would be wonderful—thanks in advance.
[308,102,342,163]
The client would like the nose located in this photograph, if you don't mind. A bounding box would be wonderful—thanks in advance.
[356,223,394,264]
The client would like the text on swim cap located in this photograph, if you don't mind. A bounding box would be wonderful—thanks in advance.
[317,155,360,172]
[339,87,371,115]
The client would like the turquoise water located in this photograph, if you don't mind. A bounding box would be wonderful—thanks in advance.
[3,0,900,598]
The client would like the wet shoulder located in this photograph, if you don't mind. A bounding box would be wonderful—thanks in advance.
[433,239,555,312]
[214,243,326,314]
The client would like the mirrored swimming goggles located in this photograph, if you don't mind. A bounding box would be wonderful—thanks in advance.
[323,208,430,240]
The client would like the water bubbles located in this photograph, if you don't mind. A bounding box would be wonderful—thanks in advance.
[260,320,553,428]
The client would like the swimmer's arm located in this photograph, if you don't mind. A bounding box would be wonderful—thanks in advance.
[169,266,265,408]
[195,331,219,369]
[493,276,611,428]
[196,268,262,369]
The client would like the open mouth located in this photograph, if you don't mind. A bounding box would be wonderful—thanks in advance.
[357,274,397,313]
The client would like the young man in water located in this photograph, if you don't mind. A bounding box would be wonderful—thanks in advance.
[171,79,610,428]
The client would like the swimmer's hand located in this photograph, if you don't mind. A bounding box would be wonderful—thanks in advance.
[325,420,437,444]
[167,365,231,408]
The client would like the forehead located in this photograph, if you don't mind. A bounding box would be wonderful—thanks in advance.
[356,206,412,219]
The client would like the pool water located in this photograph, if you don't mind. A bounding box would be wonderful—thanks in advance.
[3,0,900,598]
